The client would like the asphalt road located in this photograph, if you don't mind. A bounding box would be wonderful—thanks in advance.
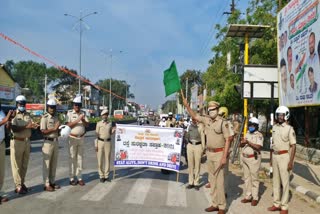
[1,123,319,214]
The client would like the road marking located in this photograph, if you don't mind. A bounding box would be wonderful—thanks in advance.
[124,171,155,205]
[166,173,187,207]
[202,184,212,204]
[80,182,116,201]
[296,186,309,194]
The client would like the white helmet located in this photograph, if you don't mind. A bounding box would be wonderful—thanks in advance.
[59,125,71,138]
[249,117,259,125]
[16,95,26,104]
[73,96,82,104]
[275,106,290,120]
[168,112,173,116]
[47,99,57,106]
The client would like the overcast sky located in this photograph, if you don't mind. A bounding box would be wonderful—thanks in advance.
[0,0,248,109]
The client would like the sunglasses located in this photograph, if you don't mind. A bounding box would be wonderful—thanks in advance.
[74,103,82,107]
[48,105,56,109]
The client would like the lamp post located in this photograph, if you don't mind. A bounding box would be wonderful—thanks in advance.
[64,11,97,94]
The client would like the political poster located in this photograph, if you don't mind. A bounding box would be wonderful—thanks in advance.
[114,124,183,172]
[277,0,320,106]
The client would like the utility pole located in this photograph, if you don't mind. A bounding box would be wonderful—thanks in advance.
[44,73,47,113]
[223,0,236,15]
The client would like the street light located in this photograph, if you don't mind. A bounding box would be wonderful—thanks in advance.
[64,11,97,94]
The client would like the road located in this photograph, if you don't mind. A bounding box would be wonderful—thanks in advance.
[1,125,319,214]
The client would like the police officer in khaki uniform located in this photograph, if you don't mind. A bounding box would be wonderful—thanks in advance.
[268,106,296,214]
[183,98,231,214]
[40,99,61,191]
[66,96,89,186]
[10,95,39,194]
[0,104,13,203]
[166,112,176,127]
[240,117,263,206]
[185,118,204,191]
[95,109,115,183]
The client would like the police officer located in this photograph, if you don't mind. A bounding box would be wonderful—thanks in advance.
[240,117,263,206]
[185,118,204,191]
[95,109,115,183]
[66,96,89,186]
[10,95,39,194]
[166,112,176,127]
[183,98,231,214]
[267,106,296,214]
[0,103,13,203]
[40,99,61,191]
[218,107,234,198]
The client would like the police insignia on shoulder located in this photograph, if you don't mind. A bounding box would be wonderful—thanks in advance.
[225,123,229,128]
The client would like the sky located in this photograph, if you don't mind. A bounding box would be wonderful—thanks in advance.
[0,0,248,109]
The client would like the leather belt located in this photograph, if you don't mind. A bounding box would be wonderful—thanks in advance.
[44,137,58,142]
[98,137,111,142]
[273,150,288,155]
[189,141,201,145]
[207,147,224,153]
[12,137,29,141]
[70,133,86,138]
[242,153,255,158]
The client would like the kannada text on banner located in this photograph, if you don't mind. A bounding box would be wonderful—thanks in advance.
[114,124,184,172]
[277,0,320,106]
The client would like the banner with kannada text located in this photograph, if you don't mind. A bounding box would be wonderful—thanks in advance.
[114,124,183,172]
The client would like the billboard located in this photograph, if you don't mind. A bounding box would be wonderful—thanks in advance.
[277,0,320,106]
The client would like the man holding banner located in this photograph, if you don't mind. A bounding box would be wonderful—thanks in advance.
[183,98,231,214]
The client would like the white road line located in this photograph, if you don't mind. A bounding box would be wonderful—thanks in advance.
[124,171,155,205]
[166,173,187,207]
[80,182,116,201]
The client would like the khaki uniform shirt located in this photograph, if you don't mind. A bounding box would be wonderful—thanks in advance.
[40,113,59,138]
[232,120,241,134]
[195,115,230,149]
[243,131,264,155]
[226,120,235,136]
[96,121,112,140]
[11,110,32,138]
[272,123,296,151]
[166,118,176,127]
[66,110,89,136]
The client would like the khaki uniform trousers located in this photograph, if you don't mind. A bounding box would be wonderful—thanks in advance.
[68,137,84,180]
[0,141,5,193]
[186,143,202,186]
[42,140,59,185]
[242,155,261,200]
[10,139,30,188]
[96,140,111,179]
[272,153,290,210]
[207,151,226,210]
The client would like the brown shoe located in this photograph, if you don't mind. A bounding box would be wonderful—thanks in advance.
[205,206,219,212]
[77,180,85,186]
[251,200,258,206]
[0,196,9,204]
[280,210,288,214]
[14,187,27,195]
[50,183,61,189]
[205,183,211,188]
[267,205,281,211]
[218,210,225,214]
[69,180,77,186]
[43,185,55,192]
[241,198,252,203]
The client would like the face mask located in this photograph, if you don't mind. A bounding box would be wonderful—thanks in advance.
[18,106,25,112]
[209,110,218,119]
[249,127,256,133]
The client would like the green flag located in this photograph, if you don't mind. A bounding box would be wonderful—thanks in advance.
[163,61,181,97]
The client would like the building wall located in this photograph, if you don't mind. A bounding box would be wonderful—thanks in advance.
[0,66,16,104]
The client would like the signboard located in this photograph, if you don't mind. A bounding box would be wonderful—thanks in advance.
[190,85,198,110]
[0,86,14,100]
[277,0,320,106]
[243,65,279,99]
[114,124,183,172]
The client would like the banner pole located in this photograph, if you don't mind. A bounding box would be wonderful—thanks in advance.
[113,167,116,180]
[176,171,179,182]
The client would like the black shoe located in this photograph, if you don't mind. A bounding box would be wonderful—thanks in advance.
[100,178,105,183]
[194,186,200,191]
[105,177,111,182]
[69,180,77,186]
[186,184,194,189]
[22,184,29,192]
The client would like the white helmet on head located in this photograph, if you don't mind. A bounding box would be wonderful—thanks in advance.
[59,125,71,139]
[47,99,57,106]
[168,112,173,116]
[249,117,259,125]
[16,95,26,104]
[275,106,290,120]
[73,96,82,104]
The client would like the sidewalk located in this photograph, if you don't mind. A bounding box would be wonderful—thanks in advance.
[260,150,320,203]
